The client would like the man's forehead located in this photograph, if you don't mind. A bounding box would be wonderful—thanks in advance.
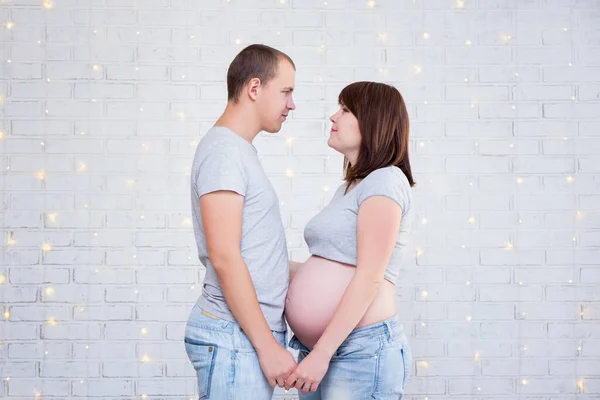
[277,60,295,76]
[272,60,295,88]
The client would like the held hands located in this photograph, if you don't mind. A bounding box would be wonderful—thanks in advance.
[257,341,297,389]
[258,339,332,394]
[284,346,332,395]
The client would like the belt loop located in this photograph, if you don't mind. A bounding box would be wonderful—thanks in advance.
[383,320,392,341]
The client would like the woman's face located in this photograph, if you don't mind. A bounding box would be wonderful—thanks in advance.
[327,103,362,162]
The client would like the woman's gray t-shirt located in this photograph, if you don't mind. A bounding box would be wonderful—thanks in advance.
[303,166,414,284]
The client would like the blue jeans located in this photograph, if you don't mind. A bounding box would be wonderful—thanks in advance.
[184,305,288,400]
[288,316,411,400]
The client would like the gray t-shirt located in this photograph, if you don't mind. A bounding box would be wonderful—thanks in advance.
[190,126,289,332]
[304,166,413,284]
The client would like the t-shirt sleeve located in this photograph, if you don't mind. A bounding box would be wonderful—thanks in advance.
[356,168,411,214]
[194,146,248,197]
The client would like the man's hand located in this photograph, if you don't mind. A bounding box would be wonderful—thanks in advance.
[257,341,297,388]
[284,346,331,394]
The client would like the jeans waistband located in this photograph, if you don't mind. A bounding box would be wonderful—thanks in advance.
[289,315,405,353]
[186,305,287,352]
[346,315,403,341]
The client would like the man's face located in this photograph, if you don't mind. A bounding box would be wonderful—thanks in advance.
[256,59,296,134]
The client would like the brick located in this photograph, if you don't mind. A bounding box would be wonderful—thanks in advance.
[0,101,42,117]
[11,82,72,99]
[482,359,548,376]
[72,342,134,360]
[106,286,165,303]
[102,361,163,377]
[10,43,71,61]
[41,323,102,340]
[8,379,70,396]
[515,85,574,101]
[446,47,510,65]
[544,103,600,119]
[71,379,133,396]
[9,342,70,359]
[40,362,100,378]
[480,322,547,339]
[450,378,514,395]
[513,157,575,173]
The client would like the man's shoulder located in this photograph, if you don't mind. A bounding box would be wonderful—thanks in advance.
[199,127,234,146]
[196,129,243,158]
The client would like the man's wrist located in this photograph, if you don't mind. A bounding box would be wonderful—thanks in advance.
[254,334,278,355]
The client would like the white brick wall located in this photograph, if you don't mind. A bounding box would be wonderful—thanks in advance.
[0,0,599,399]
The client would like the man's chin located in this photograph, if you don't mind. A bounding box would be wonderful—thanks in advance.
[263,124,282,134]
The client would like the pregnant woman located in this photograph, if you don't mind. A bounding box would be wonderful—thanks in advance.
[283,81,415,399]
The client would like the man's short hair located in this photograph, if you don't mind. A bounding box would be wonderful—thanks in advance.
[226,44,295,103]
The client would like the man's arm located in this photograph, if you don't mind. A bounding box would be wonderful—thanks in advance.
[200,190,296,387]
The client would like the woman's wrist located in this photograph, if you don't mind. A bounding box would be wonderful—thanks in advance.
[312,341,335,359]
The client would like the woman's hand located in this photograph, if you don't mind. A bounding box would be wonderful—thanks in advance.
[284,346,331,394]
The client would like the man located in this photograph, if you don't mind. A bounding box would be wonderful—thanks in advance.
[184,44,297,399]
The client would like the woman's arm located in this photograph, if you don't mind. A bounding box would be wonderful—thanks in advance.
[284,196,402,392]
[311,195,402,357]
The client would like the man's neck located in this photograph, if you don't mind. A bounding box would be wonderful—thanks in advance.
[214,103,261,144]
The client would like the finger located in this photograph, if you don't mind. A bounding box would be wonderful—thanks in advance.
[302,382,312,395]
[267,377,277,388]
[291,378,301,390]
[275,378,284,388]
[294,378,306,390]
[310,382,319,392]
[284,373,297,391]
[283,375,296,390]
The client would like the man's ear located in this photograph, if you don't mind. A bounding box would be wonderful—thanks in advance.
[247,78,261,101]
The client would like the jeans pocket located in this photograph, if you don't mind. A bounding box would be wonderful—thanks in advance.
[401,348,407,387]
[184,336,218,399]
[332,336,380,361]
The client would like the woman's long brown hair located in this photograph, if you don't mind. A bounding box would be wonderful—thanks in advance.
[338,81,415,189]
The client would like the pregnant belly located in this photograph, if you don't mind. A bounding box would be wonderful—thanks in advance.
[284,256,358,350]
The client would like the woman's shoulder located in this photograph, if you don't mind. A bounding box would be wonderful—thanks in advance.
[357,166,413,211]
[364,166,410,187]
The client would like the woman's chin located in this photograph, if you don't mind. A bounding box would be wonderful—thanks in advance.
[326,137,337,150]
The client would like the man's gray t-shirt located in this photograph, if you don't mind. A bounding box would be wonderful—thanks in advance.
[190,126,289,332]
